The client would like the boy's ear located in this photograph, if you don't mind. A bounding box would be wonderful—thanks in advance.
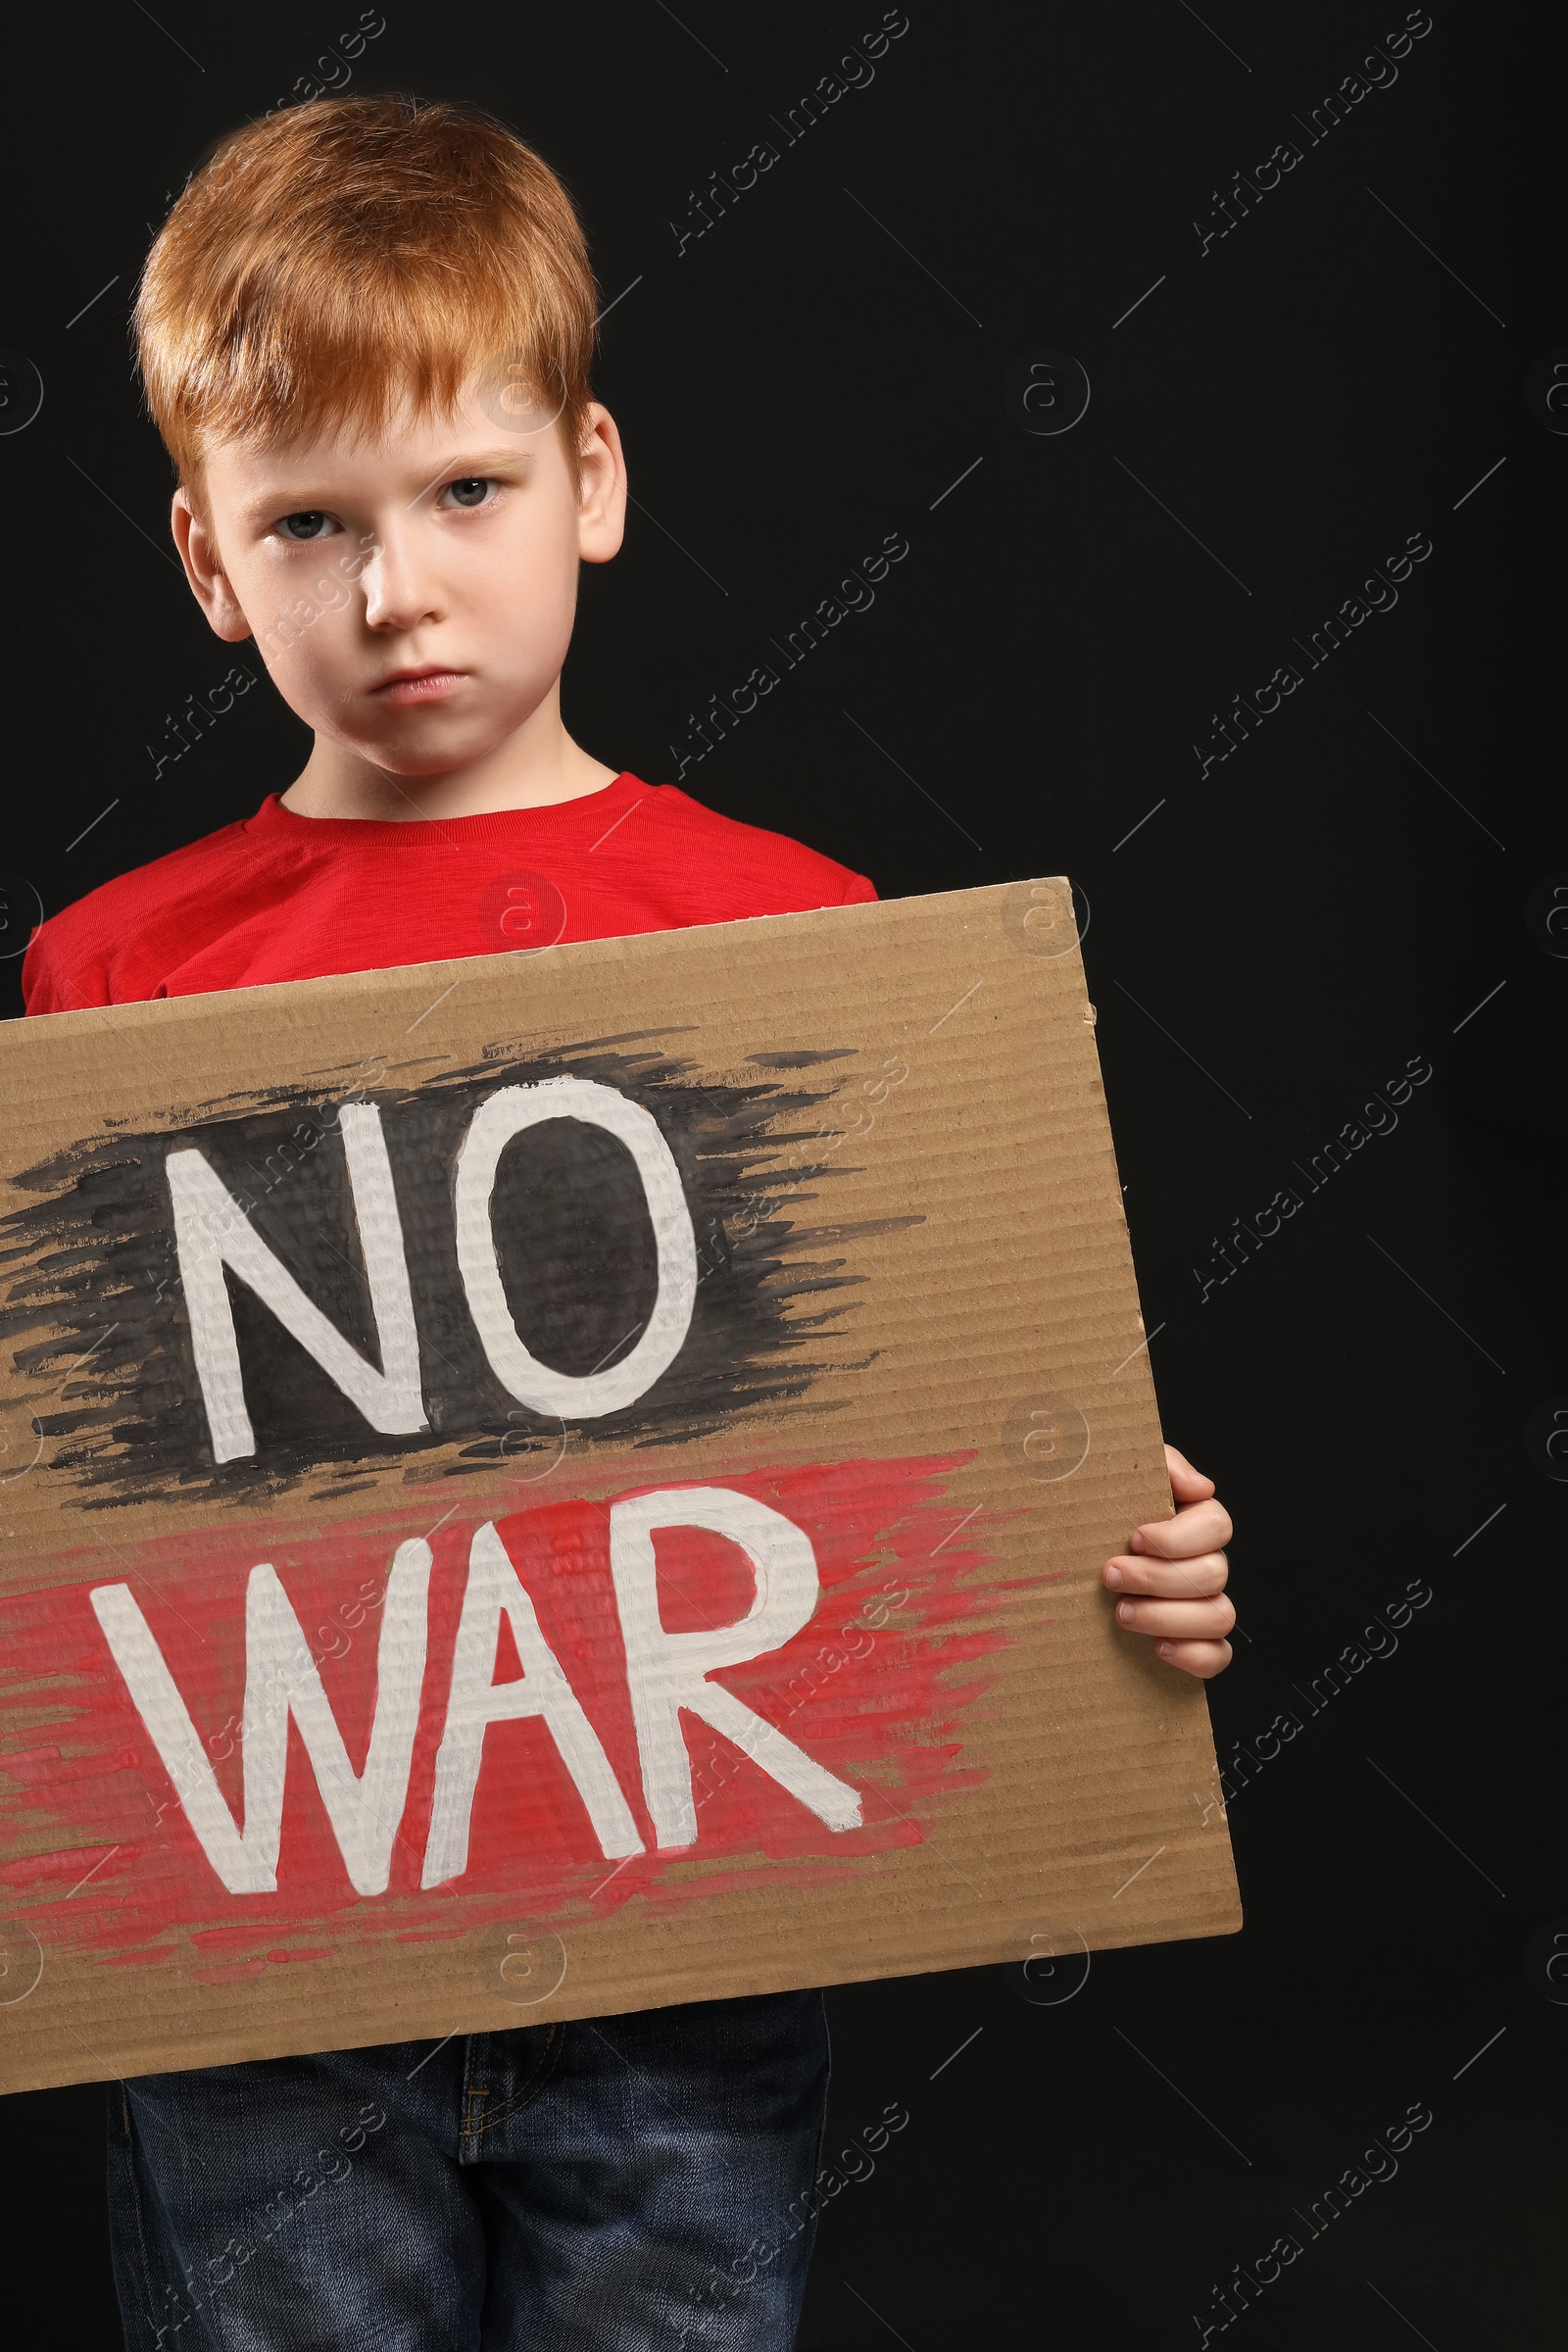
[576,403,627,566]
[171,487,254,642]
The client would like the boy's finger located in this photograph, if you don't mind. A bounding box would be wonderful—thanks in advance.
[1112,1594,1237,1642]
[1102,1550,1228,1597]
[1155,1637,1233,1680]
[1163,1443,1216,1502]
[1130,1497,1233,1557]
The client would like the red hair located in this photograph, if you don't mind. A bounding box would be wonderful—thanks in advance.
[136,94,598,497]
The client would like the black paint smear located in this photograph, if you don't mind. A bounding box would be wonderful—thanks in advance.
[0,1033,918,1511]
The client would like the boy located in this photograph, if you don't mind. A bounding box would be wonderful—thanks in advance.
[24,96,1236,2352]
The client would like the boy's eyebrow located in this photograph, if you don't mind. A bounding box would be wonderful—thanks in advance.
[403,450,535,509]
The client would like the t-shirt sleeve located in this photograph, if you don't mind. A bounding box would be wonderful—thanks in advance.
[20,921,108,1016]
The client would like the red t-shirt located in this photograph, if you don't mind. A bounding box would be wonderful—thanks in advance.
[23,773,876,1012]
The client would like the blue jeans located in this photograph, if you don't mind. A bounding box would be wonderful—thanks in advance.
[107,1990,830,2351]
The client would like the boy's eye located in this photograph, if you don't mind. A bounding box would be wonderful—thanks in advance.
[439,476,497,510]
[275,511,338,541]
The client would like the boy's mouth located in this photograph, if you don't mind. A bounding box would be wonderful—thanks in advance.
[368,666,467,708]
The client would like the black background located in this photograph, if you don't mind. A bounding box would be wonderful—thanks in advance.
[1,3,1559,2344]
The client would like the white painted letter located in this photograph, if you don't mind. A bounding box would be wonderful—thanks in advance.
[166,1104,425,1463]
[421,1521,644,1886]
[90,1540,432,1896]
[453,1077,698,1418]
[609,1485,862,1846]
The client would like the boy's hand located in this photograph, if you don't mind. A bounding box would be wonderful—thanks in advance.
[1102,1445,1234,1680]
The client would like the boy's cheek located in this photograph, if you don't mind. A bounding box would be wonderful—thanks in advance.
[257,617,371,720]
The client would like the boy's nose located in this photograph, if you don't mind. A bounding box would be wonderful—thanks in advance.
[360,533,444,632]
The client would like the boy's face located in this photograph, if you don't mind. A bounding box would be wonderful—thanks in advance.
[172,381,625,778]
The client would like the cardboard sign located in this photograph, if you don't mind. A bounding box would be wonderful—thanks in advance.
[0,879,1238,2091]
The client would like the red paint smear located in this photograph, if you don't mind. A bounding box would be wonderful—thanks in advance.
[0,1455,1028,1975]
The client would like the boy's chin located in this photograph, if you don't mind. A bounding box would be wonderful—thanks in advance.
[333,720,513,780]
